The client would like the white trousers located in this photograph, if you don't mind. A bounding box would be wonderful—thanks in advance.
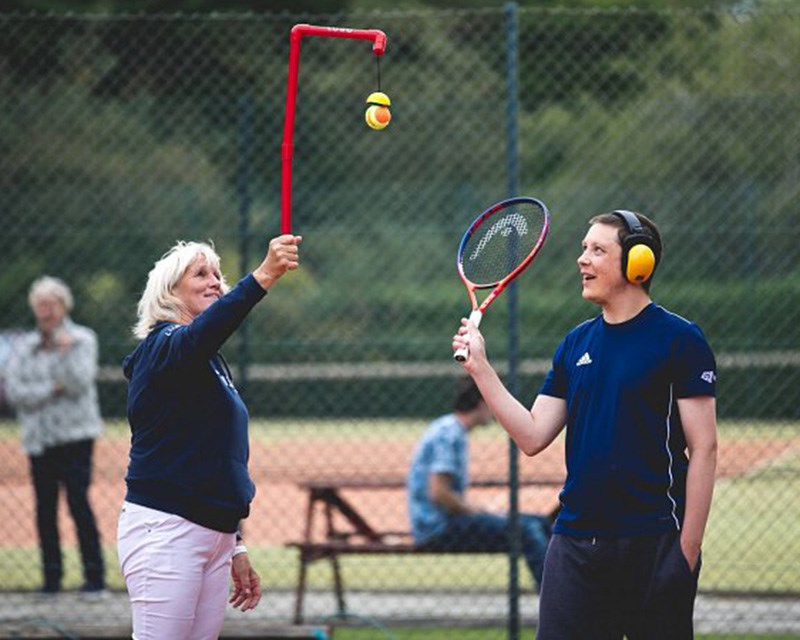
[117,501,235,640]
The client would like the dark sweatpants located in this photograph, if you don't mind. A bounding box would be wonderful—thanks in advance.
[537,531,700,640]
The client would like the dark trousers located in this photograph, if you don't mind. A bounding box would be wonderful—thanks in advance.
[29,439,105,590]
[537,531,700,640]
[418,513,551,588]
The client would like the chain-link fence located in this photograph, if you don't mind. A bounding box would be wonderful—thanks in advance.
[1,4,798,637]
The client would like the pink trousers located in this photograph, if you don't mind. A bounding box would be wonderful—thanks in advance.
[117,501,236,640]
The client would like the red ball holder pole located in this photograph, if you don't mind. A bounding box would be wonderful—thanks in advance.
[281,24,388,235]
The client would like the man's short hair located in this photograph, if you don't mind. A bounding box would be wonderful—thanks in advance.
[453,377,484,412]
[589,211,663,293]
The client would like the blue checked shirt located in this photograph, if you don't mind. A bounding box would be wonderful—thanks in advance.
[406,413,469,542]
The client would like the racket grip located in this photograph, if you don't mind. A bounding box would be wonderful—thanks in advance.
[453,310,483,362]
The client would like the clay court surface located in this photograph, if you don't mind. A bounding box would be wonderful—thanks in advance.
[0,426,797,549]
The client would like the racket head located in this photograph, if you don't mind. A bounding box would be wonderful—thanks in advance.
[457,196,550,295]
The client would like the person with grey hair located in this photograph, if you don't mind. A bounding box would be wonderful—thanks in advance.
[5,276,106,596]
[117,233,301,639]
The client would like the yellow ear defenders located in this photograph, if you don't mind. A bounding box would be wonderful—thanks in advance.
[612,210,657,284]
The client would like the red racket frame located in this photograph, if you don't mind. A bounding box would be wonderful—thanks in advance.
[281,24,387,235]
[454,197,550,362]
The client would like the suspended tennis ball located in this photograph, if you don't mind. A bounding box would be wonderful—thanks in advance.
[365,105,391,130]
[365,91,391,130]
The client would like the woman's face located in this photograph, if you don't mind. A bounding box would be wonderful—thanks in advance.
[173,254,223,322]
[31,295,67,336]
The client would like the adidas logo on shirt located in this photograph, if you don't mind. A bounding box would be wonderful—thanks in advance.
[576,352,593,366]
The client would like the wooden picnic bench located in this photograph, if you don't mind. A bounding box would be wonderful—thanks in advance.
[288,477,562,623]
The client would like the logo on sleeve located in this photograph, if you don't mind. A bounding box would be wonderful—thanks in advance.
[701,370,716,384]
[576,352,593,367]
[164,324,180,337]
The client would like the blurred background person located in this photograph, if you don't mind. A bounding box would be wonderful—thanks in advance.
[5,276,105,596]
[407,377,551,590]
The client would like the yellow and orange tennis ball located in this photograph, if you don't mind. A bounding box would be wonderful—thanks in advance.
[365,91,391,130]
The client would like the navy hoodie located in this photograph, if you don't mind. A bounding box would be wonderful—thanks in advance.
[122,275,266,533]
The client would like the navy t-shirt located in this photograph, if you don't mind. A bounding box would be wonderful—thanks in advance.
[540,303,716,537]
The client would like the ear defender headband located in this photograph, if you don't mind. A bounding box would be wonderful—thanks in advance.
[612,210,657,284]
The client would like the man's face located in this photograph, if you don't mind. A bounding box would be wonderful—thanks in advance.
[577,222,627,306]
[475,399,494,428]
[32,296,66,336]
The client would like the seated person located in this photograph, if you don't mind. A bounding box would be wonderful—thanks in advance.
[406,378,551,589]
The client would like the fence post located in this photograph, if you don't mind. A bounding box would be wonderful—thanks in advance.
[504,3,522,640]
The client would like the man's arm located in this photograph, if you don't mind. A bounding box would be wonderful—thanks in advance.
[454,318,567,456]
[429,473,479,515]
[678,395,718,570]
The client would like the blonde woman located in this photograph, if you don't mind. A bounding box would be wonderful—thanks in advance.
[118,234,301,639]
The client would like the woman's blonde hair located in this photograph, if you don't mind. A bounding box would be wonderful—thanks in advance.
[133,241,229,339]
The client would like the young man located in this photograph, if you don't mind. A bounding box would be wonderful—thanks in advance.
[406,377,551,590]
[453,211,717,638]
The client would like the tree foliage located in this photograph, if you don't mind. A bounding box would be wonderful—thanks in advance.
[1,6,798,406]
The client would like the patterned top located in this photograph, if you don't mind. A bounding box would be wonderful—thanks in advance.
[406,413,469,542]
[5,318,103,455]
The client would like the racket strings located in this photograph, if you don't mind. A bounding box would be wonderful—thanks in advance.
[461,204,546,286]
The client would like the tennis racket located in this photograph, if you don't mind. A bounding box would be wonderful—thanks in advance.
[454,196,550,362]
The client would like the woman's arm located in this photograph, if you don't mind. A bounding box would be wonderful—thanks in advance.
[185,234,304,357]
[4,341,54,410]
[251,234,302,290]
[53,327,98,396]
[147,234,305,373]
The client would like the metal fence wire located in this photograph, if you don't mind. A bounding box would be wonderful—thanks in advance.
[0,4,799,637]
